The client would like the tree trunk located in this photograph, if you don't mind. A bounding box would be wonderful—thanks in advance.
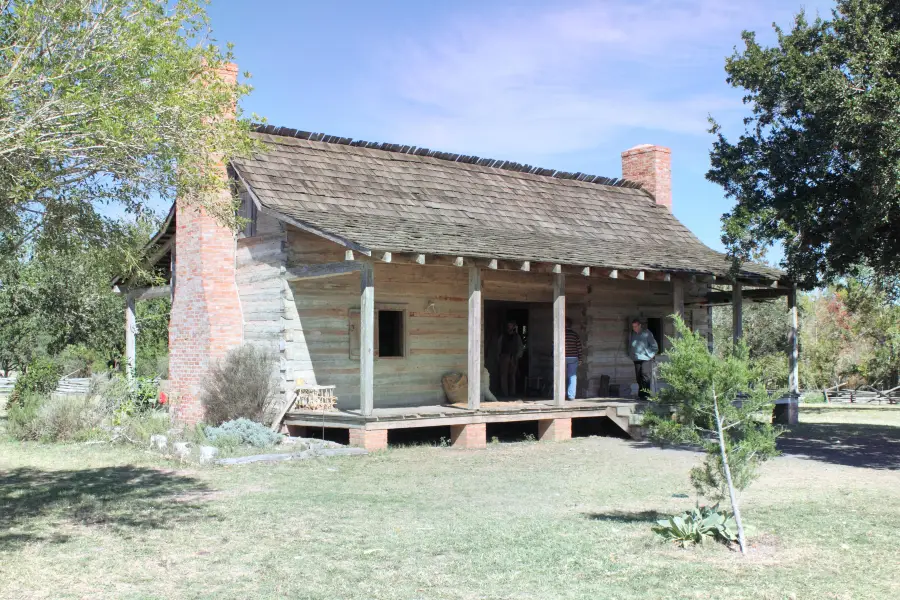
[713,389,748,555]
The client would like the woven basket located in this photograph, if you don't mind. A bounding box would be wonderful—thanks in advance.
[441,372,468,404]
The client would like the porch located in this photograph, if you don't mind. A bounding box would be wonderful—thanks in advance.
[282,397,648,450]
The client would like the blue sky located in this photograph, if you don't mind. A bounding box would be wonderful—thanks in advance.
[205,0,836,260]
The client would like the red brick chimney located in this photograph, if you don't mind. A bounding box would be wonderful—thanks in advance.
[169,62,244,424]
[621,144,672,210]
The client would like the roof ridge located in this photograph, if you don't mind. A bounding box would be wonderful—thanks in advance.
[251,124,646,191]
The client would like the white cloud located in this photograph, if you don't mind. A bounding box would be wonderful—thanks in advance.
[361,0,833,160]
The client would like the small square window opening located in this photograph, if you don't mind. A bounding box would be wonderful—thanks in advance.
[378,310,404,357]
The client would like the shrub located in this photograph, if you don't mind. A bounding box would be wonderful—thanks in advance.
[6,394,43,440]
[652,505,739,548]
[7,393,103,442]
[115,410,171,444]
[57,345,106,378]
[94,374,161,422]
[204,418,282,448]
[10,358,62,406]
[201,344,278,426]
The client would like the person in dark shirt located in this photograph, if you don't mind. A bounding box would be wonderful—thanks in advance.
[565,318,583,400]
[498,321,524,397]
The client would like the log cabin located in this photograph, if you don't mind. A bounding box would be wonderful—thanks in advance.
[116,74,800,450]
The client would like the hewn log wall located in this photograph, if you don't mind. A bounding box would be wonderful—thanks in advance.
[237,226,711,409]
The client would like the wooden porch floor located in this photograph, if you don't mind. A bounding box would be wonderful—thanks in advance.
[283,397,647,438]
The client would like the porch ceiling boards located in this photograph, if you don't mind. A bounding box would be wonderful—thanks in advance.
[231,126,786,286]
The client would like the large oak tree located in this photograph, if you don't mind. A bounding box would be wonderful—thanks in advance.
[709,0,900,289]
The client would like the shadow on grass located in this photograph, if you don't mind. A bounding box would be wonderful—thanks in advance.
[778,422,900,470]
[585,510,666,523]
[0,466,215,550]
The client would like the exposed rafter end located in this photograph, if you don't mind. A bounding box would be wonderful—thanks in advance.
[609,269,618,279]
[415,254,426,265]
[454,256,464,267]
[519,261,530,272]
[377,251,392,263]
[345,250,355,261]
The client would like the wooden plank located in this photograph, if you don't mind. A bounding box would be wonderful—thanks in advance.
[468,267,482,410]
[125,294,136,382]
[360,263,375,416]
[553,272,566,406]
[788,286,799,394]
[732,281,743,344]
[124,285,172,302]
[285,261,364,281]
[672,277,685,321]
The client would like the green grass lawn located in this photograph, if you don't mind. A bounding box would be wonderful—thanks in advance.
[1,406,898,600]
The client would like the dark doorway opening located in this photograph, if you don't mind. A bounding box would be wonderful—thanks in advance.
[646,317,664,354]
[484,301,551,399]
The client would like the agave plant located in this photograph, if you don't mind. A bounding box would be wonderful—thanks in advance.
[652,504,739,548]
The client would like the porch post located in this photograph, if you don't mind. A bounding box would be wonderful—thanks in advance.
[672,277,685,322]
[553,272,566,406]
[467,266,482,410]
[360,263,375,416]
[732,281,743,346]
[774,285,801,426]
[788,285,799,394]
[125,293,136,381]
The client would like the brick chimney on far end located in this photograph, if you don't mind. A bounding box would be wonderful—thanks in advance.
[621,144,672,210]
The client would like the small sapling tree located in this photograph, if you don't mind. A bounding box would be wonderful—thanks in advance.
[644,317,781,554]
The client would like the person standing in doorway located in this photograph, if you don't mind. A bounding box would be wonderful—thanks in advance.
[629,319,658,400]
[565,318,583,400]
[498,320,524,397]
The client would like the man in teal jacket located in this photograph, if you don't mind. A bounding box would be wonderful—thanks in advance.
[628,319,658,400]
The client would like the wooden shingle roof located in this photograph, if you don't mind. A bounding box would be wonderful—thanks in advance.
[231,127,784,281]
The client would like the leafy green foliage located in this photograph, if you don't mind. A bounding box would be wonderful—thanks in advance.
[0,0,260,258]
[135,298,171,378]
[7,393,104,442]
[114,410,171,445]
[204,419,282,448]
[652,505,739,548]
[201,344,278,426]
[9,358,62,406]
[708,0,900,287]
[95,375,161,423]
[644,317,781,500]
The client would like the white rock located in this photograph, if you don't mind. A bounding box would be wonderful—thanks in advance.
[199,446,219,464]
[173,441,191,458]
[150,434,167,450]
